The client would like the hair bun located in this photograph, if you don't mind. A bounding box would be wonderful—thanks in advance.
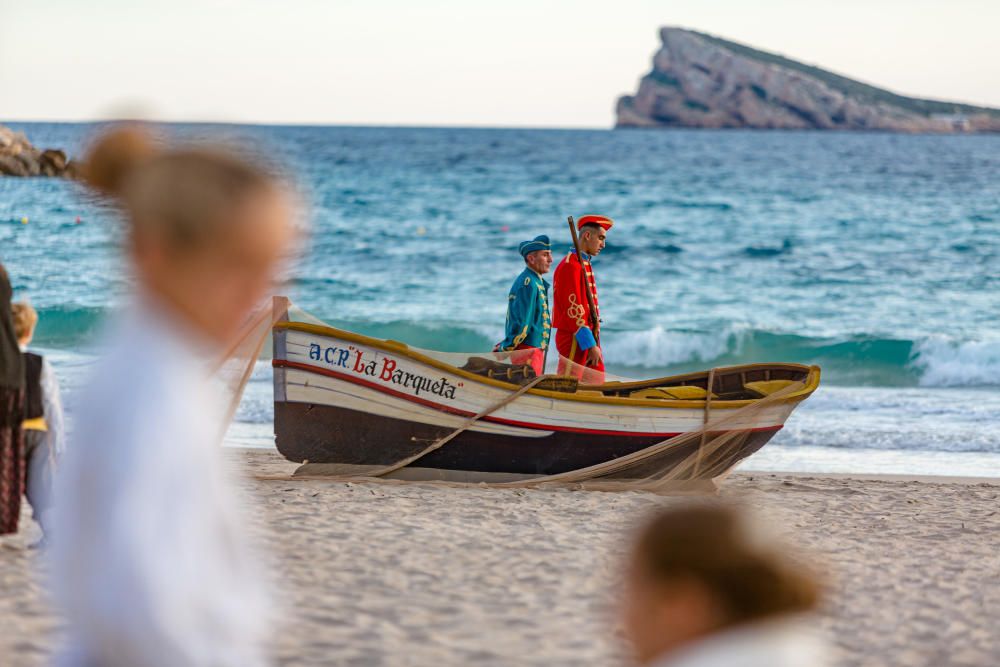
[82,124,159,197]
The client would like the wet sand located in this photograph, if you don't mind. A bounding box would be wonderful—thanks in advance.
[2,448,998,666]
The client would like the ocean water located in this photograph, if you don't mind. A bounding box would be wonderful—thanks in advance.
[3,122,1000,476]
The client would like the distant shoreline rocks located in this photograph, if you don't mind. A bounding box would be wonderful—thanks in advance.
[617,28,1000,133]
[0,125,78,178]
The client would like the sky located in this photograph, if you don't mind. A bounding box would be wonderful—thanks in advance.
[1,0,998,127]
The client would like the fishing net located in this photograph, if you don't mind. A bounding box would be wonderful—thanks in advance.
[213,300,286,438]
[502,379,805,493]
[283,377,806,494]
[219,298,814,495]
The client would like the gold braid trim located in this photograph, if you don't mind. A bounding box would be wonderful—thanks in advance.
[512,325,529,347]
[566,293,587,328]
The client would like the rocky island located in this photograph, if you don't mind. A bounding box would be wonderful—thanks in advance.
[617,28,1000,132]
[0,125,77,177]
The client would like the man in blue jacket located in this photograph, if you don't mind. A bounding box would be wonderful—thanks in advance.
[495,235,553,375]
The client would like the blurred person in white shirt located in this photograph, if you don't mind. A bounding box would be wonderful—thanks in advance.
[51,125,296,667]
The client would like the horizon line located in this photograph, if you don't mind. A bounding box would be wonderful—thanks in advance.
[1,118,615,131]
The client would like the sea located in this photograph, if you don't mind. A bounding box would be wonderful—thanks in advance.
[3,122,1000,477]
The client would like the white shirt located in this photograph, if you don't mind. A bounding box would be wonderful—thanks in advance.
[51,298,272,667]
[19,346,65,457]
[39,356,65,456]
[650,617,829,667]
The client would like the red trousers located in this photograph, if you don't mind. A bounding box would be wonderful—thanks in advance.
[492,344,544,376]
[555,329,605,384]
[509,344,544,376]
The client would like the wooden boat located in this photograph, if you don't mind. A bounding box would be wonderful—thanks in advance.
[271,312,820,483]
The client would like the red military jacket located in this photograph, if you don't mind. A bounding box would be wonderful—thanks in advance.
[552,251,600,344]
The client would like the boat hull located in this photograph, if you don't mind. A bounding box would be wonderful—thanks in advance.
[270,323,819,481]
[274,399,779,477]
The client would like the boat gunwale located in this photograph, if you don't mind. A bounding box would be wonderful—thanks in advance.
[274,321,822,409]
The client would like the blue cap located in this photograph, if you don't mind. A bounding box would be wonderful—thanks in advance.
[519,235,551,257]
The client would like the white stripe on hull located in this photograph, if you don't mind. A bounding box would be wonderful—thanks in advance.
[285,369,552,438]
[278,330,797,436]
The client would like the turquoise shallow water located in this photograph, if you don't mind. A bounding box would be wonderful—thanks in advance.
[2,123,1000,474]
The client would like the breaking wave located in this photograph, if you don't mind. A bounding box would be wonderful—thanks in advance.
[910,337,1000,388]
[607,328,1000,388]
[606,326,737,368]
[26,305,1000,388]
[29,306,109,347]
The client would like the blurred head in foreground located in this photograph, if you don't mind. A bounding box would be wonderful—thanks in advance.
[622,504,823,667]
[84,124,295,346]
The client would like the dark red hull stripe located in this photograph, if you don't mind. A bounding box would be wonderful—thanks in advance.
[273,359,784,438]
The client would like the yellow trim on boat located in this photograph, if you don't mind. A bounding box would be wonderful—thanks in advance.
[631,386,715,401]
[744,379,799,397]
[22,417,47,431]
[274,321,821,409]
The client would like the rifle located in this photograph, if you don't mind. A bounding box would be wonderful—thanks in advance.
[567,215,600,347]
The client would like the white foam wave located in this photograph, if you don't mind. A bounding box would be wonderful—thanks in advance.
[911,337,1000,387]
[603,326,739,368]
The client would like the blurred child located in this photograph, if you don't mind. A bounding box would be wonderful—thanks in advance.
[51,125,295,667]
[12,301,64,540]
[620,504,828,667]
[0,262,25,536]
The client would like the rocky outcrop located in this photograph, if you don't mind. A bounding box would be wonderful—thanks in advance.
[0,125,78,177]
[617,28,1000,133]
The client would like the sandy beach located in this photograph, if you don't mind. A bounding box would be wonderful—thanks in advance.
[2,448,998,667]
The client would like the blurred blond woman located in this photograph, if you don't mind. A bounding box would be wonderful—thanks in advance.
[51,126,295,667]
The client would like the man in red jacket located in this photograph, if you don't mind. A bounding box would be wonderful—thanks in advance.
[552,214,613,382]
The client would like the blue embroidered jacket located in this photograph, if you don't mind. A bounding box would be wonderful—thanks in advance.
[498,267,551,351]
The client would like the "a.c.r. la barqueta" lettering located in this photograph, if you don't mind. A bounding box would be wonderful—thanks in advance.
[309,344,458,400]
